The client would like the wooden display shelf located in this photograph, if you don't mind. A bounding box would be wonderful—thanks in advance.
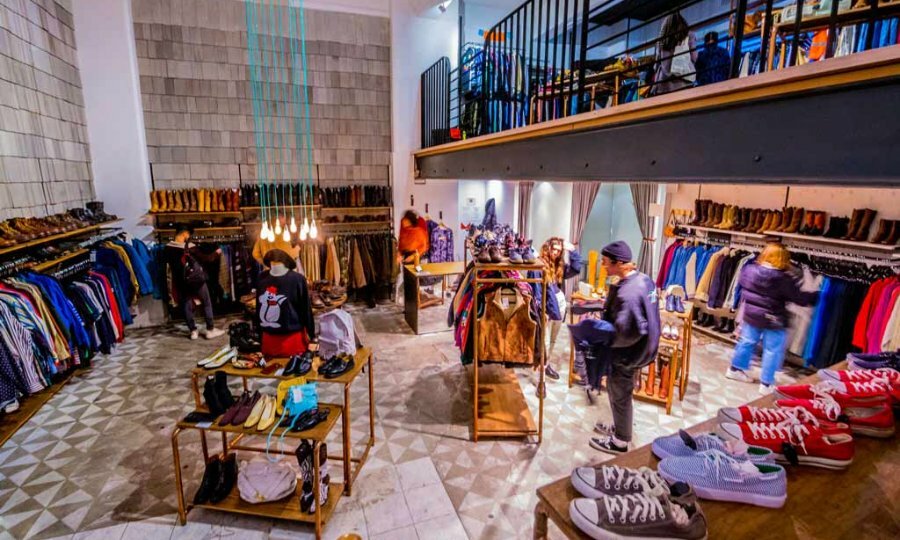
[30,249,89,272]
[156,226,243,234]
[685,224,767,239]
[632,387,667,404]
[470,363,537,437]
[178,402,342,442]
[241,205,320,211]
[320,221,392,228]
[766,229,900,254]
[194,347,370,386]
[194,483,342,525]
[150,211,243,217]
[320,206,392,212]
[534,361,900,540]
[0,220,121,257]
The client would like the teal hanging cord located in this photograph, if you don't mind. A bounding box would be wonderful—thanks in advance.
[298,0,316,221]
[245,0,268,227]
[286,1,305,226]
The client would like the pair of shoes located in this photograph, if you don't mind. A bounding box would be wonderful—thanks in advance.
[717,418,854,470]
[775,378,895,405]
[229,322,261,353]
[589,435,630,455]
[284,353,313,376]
[724,367,754,384]
[661,324,680,340]
[244,395,276,430]
[847,351,900,371]
[219,390,260,426]
[203,327,226,340]
[291,408,330,432]
[773,393,895,438]
[193,454,238,505]
[664,295,686,313]
[544,364,560,380]
[318,353,354,379]
[651,429,774,462]
[197,346,237,368]
[569,466,707,539]
[202,372,235,416]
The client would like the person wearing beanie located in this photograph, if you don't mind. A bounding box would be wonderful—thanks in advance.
[590,240,661,455]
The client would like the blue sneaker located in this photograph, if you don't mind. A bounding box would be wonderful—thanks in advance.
[848,352,900,371]
[657,449,787,508]
[652,429,773,462]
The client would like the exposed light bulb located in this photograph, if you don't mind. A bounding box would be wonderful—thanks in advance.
[267,230,275,242]
[301,216,310,235]
[282,228,290,242]
[274,220,282,235]
[309,218,318,239]
[261,221,270,237]
[289,216,297,233]
[299,228,308,241]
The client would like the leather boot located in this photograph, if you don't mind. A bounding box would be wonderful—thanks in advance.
[210,453,237,504]
[711,203,725,228]
[871,219,892,243]
[191,189,199,211]
[692,199,703,225]
[644,362,656,396]
[193,456,222,505]
[853,209,877,241]
[149,190,159,213]
[173,190,183,212]
[658,364,670,400]
[233,188,240,210]
[754,209,768,232]
[811,211,827,236]
[778,207,793,232]
[721,206,735,229]
[740,208,752,230]
[741,209,757,231]
[181,190,189,212]
[155,190,165,212]
[201,189,209,213]
[769,210,783,232]
[701,203,715,226]
[798,210,815,234]
[756,211,772,233]
[842,209,863,239]
[824,216,848,238]
[165,190,175,212]
[784,207,804,233]
[882,220,900,245]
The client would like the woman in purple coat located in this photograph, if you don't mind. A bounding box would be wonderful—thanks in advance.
[726,243,819,393]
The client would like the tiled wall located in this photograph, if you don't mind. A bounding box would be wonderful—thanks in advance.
[0,0,95,219]
[132,0,391,190]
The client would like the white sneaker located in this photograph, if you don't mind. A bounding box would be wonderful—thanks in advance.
[190,330,199,340]
[758,384,774,395]
[203,328,225,339]
[4,400,19,413]
[725,367,754,383]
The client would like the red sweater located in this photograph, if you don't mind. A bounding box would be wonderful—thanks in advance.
[399,217,429,255]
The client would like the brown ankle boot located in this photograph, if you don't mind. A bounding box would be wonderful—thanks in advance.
[882,220,900,245]
[853,209,877,241]
[778,207,793,232]
[769,210,783,232]
[842,209,863,239]
[658,365,670,400]
[756,211,772,233]
[811,212,827,236]
[798,210,815,234]
[158,190,168,212]
[784,208,804,233]
[871,219,892,243]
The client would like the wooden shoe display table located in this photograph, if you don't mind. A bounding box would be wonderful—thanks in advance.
[634,301,694,414]
[171,348,375,538]
[533,361,900,539]
[403,261,466,334]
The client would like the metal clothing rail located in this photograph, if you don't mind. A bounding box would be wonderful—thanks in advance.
[470,261,547,443]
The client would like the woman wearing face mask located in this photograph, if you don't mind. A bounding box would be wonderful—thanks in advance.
[531,237,584,380]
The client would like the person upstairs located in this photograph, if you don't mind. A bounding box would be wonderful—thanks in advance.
[590,241,661,455]
[163,227,225,340]
[256,249,316,357]
[726,243,819,393]
[695,31,731,86]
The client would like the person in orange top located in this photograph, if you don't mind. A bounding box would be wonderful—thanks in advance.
[398,209,429,269]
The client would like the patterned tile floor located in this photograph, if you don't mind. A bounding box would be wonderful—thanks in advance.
[0,302,808,540]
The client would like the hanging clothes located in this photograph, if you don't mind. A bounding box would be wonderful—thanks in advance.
[426,220,455,264]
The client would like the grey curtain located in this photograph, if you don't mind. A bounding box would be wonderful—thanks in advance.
[517,181,534,236]
[630,182,658,274]
[567,181,601,294]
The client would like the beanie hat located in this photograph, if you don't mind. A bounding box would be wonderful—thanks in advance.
[601,241,632,263]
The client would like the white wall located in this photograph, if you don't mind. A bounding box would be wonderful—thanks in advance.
[73,0,152,238]
[671,184,900,221]
[530,181,572,248]
[390,0,460,241]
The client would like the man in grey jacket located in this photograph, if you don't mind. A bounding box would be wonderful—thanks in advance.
[590,241,661,454]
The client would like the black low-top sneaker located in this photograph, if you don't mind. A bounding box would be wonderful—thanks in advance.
[590,435,630,455]
[545,364,560,380]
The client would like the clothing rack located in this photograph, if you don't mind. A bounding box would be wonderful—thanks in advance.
[51,257,93,280]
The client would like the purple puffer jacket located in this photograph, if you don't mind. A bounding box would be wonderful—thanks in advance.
[738,263,819,330]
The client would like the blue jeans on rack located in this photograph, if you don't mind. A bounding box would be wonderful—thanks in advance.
[730,323,787,386]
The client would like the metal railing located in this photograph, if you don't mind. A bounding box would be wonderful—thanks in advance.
[420,0,900,148]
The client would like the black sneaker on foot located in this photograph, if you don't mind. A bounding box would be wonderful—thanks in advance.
[590,436,629,455]
[545,364,560,380]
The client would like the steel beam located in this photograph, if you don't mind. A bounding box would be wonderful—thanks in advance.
[415,78,900,187]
